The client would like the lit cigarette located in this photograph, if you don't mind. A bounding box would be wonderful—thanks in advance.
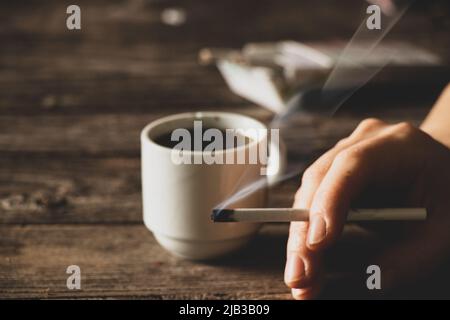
[211,208,427,222]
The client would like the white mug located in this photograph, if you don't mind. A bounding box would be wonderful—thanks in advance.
[141,111,285,259]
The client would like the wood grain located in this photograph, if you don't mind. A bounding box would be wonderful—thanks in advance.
[0,154,302,224]
[2,223,448,299]
[0,108,428,224]
[0,0,448,299]
[0,224,292,299]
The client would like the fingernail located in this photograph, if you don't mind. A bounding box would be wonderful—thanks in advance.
[285,254,306,284]
[308,216,326,246]
[292,287,318,300]
[291,288,308,300]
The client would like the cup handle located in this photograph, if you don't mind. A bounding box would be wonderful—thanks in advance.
[265,136,287,187]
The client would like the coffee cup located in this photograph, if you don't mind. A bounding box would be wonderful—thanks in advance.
[141,111,285,259]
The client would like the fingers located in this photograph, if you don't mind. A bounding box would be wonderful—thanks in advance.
[299,119,387,251]
[286,117,446,298]
[285,118,388,299]
[348,118,387,141]
[285,181,319,290]
[285,222,319,288]
[307,139,378,250]
[304,118,387,187]
[291,281,323,300]
[285,159,325,297]
[306,122,426,251]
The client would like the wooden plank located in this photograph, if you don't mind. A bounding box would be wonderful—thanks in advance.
[0,224,292,299]
[0,1,447,116]
[0,56,249,115]
[0,109,271,155]
[0,156,141,224]
[0,154,298,224]
[1,1,447,48]
[0,108,428,155]
[2,223,448,299]
[0,108,429,224]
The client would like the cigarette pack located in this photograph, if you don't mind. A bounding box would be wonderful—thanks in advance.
[200,41,445,113]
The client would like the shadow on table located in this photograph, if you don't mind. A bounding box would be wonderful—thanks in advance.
[206,225,288,272]
[203,223,450,299]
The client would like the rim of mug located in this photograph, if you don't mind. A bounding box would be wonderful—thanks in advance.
[141,111,267,156]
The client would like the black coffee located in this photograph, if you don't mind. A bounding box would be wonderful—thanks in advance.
[154,127,252,151]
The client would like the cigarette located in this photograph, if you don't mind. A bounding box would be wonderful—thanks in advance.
[211,208,427,222]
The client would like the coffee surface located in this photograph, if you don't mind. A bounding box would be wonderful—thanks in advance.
[154,128,252,151]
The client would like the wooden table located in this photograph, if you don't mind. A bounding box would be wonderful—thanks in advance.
[0,0,449,299]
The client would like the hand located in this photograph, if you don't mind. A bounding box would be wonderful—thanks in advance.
[284,118,450,299]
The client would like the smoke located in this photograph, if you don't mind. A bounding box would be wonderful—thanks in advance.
[322,0,412,115]
[215,0,414,211]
